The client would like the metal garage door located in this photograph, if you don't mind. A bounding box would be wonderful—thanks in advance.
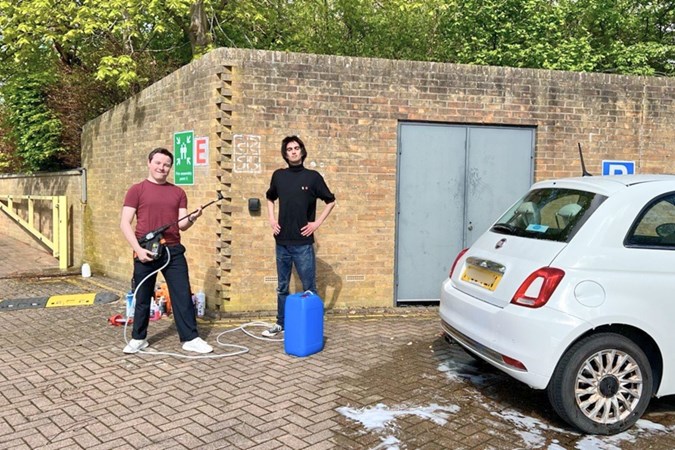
[395,123,534,303]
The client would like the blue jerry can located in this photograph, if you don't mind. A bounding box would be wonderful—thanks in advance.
[284,291,324,357]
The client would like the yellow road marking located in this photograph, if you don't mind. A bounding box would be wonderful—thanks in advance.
[46,293,96,308]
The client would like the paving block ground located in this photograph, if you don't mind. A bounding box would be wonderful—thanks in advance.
[2,234,675,449]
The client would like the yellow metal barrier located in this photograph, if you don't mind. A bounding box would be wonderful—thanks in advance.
[0,194,69,270]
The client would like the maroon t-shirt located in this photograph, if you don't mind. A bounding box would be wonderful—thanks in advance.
[123,180,188,245]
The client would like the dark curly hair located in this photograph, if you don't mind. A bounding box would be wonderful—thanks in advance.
[281,136,307,164]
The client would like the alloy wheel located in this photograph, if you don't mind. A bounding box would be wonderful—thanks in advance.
[574,349,643,424]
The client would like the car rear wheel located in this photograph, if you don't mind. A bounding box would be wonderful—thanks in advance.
[547,333,653,435]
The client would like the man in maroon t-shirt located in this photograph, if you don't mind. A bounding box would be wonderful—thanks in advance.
[120,148,212,354]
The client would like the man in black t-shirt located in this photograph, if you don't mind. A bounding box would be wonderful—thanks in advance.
[263,136,336,337]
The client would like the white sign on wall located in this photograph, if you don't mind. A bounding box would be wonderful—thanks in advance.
[233,134,262,174]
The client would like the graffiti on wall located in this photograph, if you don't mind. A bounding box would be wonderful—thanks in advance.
[233,134,262,174]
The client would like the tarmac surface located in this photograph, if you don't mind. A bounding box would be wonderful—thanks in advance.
[2,233,675,449]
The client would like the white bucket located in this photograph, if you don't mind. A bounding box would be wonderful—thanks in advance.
[81,263,91,278]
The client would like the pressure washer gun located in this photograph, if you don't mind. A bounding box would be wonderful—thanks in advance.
[135,191,224,261]
[135,227,168,261]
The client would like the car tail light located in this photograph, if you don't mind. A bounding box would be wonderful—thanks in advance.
[449,248,469,278]
[511,267,565,308]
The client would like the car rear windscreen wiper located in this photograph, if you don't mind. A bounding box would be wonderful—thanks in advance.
[491,223,518,234]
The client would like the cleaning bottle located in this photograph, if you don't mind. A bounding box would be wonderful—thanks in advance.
[195,291,206,318]
[125,290,134,318]
[150,298,161,321]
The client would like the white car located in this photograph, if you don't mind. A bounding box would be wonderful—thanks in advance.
[440,174,675,435]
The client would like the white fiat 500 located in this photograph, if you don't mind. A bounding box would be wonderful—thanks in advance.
[440,174,675,435]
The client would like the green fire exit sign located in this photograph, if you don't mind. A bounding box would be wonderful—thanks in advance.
[173,130,194,185]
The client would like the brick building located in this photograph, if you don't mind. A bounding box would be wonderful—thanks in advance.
[59,48,675,313]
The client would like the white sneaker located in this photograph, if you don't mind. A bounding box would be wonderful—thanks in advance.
[262,324,283,338]
[182,337,213,354]
[123,339,149,354]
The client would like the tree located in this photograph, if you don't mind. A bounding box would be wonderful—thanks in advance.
[0,0,216,172]
[567,0,675,76]
[2,75,64,172]
[0,0,674,172]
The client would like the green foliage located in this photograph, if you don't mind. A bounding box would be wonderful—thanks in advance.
[209,0,674,75]
[0,110,21,173]
[0,0,204,92]
[0,0,674,172]
[568,0,675,76]
[0,0,206,172]
[96,56,142,89]
[2,76,64,173]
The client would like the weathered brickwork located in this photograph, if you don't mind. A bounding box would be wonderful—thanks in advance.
[78,48,675,313]
[81,55,226,302]
[214,65,234,307]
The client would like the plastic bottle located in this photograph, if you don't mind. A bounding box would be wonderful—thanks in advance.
[157,282,172,315]
[158,297,166,316]
[195,291,206,318]
[150,298,160,321]
[125,291,134,318]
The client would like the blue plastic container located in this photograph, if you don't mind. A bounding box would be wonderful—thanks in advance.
[284,291,324,357]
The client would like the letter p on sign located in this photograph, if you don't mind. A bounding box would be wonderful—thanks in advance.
[195,137,209,166]
[602,160,635,176]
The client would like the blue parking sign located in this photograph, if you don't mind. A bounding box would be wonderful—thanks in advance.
[602,160,635,176]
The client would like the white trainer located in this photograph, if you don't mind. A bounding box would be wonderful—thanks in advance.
[123,339,149,354]
[182,337,213,354]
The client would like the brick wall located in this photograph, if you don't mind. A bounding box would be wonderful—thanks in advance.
[81,48,675,314]
[81,55,225,303]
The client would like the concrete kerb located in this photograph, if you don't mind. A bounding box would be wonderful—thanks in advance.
[0,263,82,278]
[66,274,441,324]
[0,271,440,322]
[0,292,120,310]
[0,272,124,311]
[200,305,439,328]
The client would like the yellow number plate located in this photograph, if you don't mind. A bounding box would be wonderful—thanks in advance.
[461,265,503,291]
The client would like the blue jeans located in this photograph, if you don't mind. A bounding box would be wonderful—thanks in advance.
[275,244,317,326]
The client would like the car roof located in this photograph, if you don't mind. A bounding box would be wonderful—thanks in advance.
[531,174,675,196]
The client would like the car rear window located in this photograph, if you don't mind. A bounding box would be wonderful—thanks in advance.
[491,188,606,243]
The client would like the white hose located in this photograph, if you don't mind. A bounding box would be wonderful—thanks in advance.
[123,249,282,359]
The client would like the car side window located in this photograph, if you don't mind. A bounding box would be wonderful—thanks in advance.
[625,193,675,249]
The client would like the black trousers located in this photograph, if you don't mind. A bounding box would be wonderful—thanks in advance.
[131,244,198,342]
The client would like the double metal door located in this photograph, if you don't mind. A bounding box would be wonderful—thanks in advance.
[395,123,534,303]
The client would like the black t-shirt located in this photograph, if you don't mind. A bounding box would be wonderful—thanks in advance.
[266,165,335,245]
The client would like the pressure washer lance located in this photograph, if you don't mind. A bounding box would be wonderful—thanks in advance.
[135,191,225,261]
